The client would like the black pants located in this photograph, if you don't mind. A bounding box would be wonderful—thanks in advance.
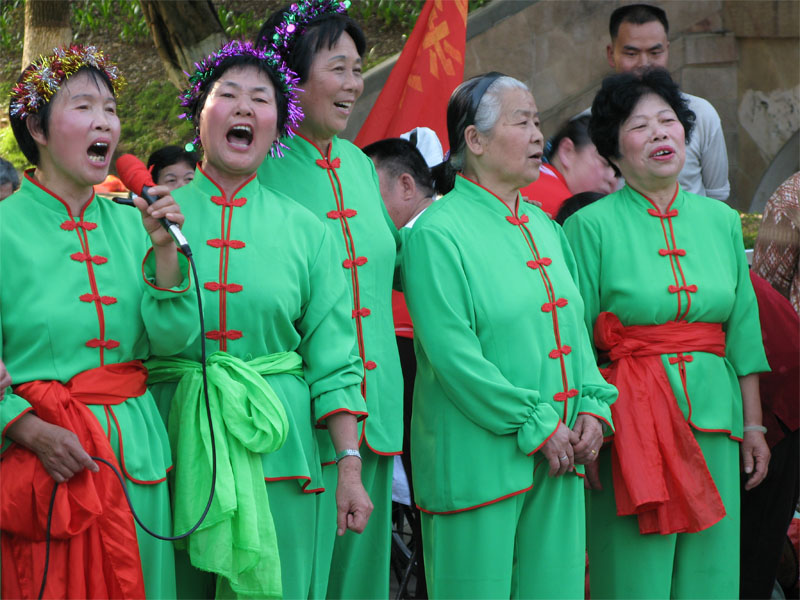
[740,425,799,599]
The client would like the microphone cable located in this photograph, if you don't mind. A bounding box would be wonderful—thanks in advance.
[37,242,217,599]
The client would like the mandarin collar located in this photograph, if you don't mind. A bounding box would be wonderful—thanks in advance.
[191,165,259,201]
[21,170,98,218]
[622,182,684,213]
[286,133,342,162]
[454,174,522,218]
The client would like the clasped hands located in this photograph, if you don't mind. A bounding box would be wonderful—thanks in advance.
[541,414,604,478]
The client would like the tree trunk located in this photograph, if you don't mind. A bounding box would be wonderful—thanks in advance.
[139,0,227,89]
[22,0,72,68]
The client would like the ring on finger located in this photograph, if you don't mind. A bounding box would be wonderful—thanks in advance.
[591,449,597,455]
[559,455,569,461]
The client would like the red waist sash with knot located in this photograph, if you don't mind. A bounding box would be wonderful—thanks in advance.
[593,312,727,535]
[1,361,148,599]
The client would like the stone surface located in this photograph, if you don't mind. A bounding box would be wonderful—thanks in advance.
[684,33,737,65]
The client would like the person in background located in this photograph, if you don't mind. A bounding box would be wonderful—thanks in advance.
[753,172,800,314]
[146,40,371,599]
[603,3,730,202]
[403,72,616,599]
[256,2,403,597]
[1,44,195,599]
[554,191,606,225]
[0,157,20,200]
[147,145,199,191]
[564,67,768,599]
[519,116,617,217]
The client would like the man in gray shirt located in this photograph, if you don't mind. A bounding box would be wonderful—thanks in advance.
[603,3,730,201]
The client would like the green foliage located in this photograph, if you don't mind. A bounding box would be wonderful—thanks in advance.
[72,0,149,42]
[739,211,762,250]
[350,0,489,32]
[0,0,23,54]
[217,6,263,40]
[0,127,29,171]
[116,80,194,162]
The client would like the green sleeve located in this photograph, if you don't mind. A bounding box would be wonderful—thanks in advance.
[298,227,366,425]
[403,227,560,456]
[140,248,200,357]
[0,305,33,451]
[556,222,616,429]
[723,211,770,376]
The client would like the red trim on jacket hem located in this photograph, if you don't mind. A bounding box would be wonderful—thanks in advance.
[688,421,740,441]
[264,475,325,494]
[362,435,403,456]
[1,406,34,442]
[527,421,560,456]
[140,247,192,293]
[314,408,369,428]
[107,405,169,485]
[417,484,533,515]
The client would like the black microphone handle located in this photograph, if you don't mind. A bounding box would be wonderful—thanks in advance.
[138,186,192,257]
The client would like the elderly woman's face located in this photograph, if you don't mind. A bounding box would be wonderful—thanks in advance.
[615,93,685,191]
[476,88,543,190]
[198,65,278,180]
[297,33,363,147]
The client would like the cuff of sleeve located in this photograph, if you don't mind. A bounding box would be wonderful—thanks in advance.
[518,402,561,456]
[705,184,731,202]
[577,394,615,436]
[314,385,368,428]
[141,247,192,297]
[1,394,33,453]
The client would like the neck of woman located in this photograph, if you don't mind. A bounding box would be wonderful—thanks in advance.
[462,168,518,211]
[635,179,677,212]
[298,124,333,156]
[33,166,94,216]
[201,162,253,199]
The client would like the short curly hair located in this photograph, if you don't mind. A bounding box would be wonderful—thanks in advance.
[589,67,695,163]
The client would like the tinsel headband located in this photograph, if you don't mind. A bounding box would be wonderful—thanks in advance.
[266,0,351,57]
[179,39,303,157]
[10,45,126,120]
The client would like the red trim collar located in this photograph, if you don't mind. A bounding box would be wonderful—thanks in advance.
[457,173,520,217]
[196,163,256,200]
[24,170,96,218]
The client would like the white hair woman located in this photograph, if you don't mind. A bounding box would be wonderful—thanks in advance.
[402,72,617,598]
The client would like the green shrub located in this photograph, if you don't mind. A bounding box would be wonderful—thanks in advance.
[739,211,762,250]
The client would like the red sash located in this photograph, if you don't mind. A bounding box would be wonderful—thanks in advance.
[594,312,727,535]
[1,362,148,599]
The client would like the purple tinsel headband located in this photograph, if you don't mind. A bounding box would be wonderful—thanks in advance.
[266,0,351,58]
[179,39,303,157]
[10,45,125,120]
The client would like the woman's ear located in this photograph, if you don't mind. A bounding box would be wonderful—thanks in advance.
[464,124,485,157]
[399,172,417,201]
[556,138,576,171]
[26,115,47,146]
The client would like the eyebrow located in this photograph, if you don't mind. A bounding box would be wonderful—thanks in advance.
[70,92,115,102]
[622,43,664,52]
[217,81,272,94]
[327,55,362,64]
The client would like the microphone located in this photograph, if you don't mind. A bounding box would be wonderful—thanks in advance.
[115,154,191,255]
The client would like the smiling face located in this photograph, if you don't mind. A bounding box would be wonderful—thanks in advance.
[608,20,670,74]
[615,93,686,193]
[472,87,544,192]
[30,70,120,194]
[198,65,279,182]
[296,33,363,150]
[156,160,195,190]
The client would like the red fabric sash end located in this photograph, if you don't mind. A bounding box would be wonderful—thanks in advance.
[593,312,727,535]
[1,361,148,599]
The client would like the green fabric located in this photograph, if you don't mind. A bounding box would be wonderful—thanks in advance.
[421,458,586,599]
[258,134,403,458]
[401,175,617,513]
[0,174,196,598]
[146,350,296,598]
[563,185,770,436]
[586,432,740,599]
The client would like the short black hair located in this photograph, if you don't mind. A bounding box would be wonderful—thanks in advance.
[147,145,199,184]
[9,66,114,166]
[589,67,695,162]
[555,191,605,225]
[609,3,669,40]
[545,115,592,162]
[190,55,289,142]
[256,6,366,84]
[0,157,19,191]
[363,138,434,198]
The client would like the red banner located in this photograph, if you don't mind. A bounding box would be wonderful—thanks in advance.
[354,0,468,152]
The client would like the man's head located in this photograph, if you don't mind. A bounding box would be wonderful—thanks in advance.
[607,4,669,74]
[363,138,434,229]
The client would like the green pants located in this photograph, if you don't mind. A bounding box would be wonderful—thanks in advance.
[421,462,585,599]
[324,448,393,599]
[174,479,317,599]
[587,431,740,599]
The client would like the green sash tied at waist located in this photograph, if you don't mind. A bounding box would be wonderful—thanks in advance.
[146,350,299,598]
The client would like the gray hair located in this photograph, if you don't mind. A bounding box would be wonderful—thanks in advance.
[0,158,19,190]
[449,75,529,172]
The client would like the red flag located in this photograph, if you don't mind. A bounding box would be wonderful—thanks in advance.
[354,0,468,152]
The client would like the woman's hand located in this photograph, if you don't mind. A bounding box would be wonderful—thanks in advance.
[0,359,11,393]
[336,457,374,535]
[741,430,770,491]
[571,414,604,464]
[541,422,577,476]
[583,460,603,490]
[131,185,184,249]
[6,413,98,483]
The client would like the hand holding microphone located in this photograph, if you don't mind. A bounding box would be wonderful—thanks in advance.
[116,154,191,255]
